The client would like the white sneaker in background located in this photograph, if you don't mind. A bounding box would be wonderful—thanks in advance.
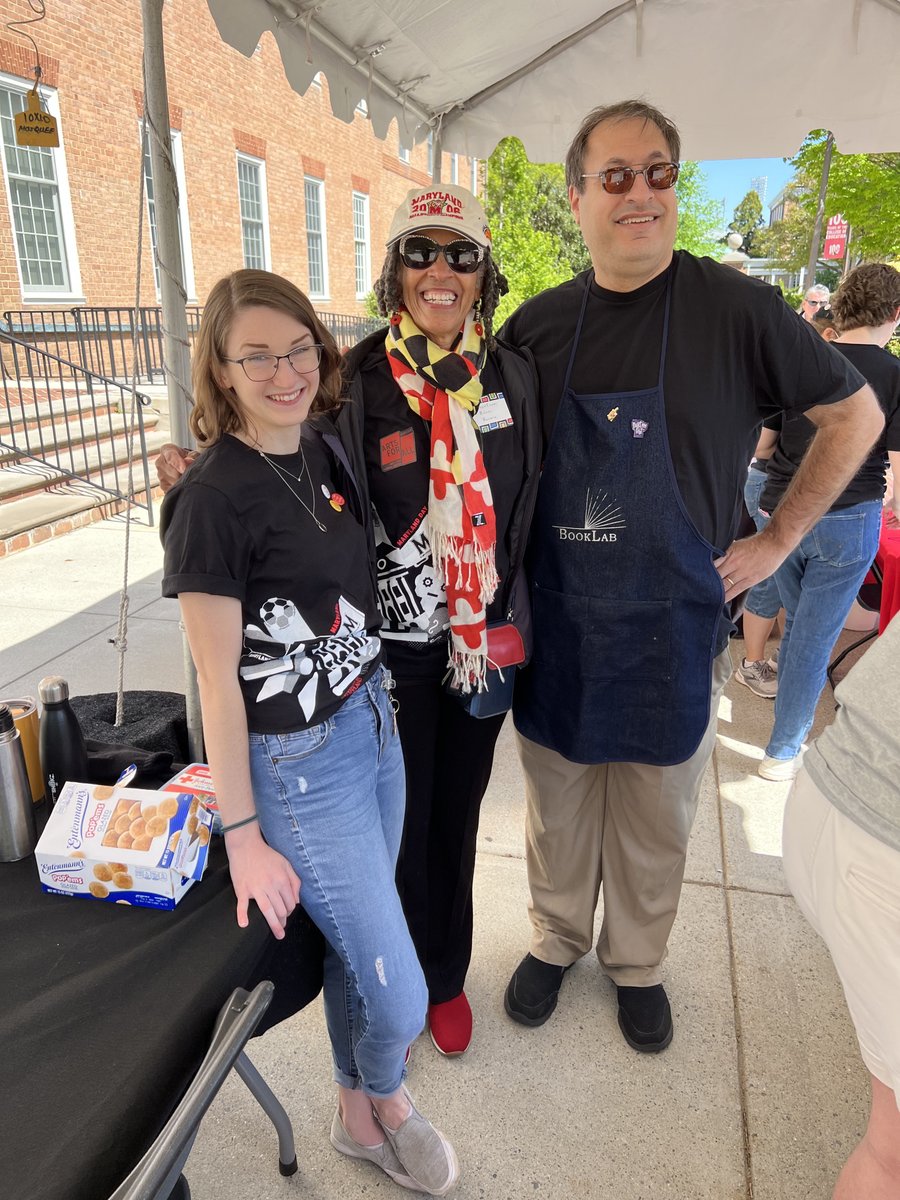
[758,747,806,781]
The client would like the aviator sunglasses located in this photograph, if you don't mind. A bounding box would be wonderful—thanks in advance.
[580,160,680,194]
[399,234,485,274]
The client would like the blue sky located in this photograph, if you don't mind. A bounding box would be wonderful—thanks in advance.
[695,157,796,228]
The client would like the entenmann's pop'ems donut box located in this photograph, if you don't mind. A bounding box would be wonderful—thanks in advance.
[35,781,214,909]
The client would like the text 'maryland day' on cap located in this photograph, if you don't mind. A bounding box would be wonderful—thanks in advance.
[386,184,492,249]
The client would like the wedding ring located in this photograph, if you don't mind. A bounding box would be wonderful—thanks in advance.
[725,575,735,587]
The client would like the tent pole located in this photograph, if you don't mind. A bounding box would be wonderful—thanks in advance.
[141,0,203,764]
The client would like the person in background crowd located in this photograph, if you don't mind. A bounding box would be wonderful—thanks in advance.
[800,283,831,322]
[759,261,900,781]
[734,424,783,698]
[782,611,900,1200]
[812,304,839,341]
[500,99,883,1054]
[159,270,458,1196]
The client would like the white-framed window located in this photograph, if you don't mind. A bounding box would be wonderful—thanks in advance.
[141,126,196,301]
[236,152,270,270]
[304,176,328,298]
[352,191,370,298]
[450,153,459,184]
[470,157,479,194]
[398,142,411,164]
[427,133,434,177]
[0,74,83,300]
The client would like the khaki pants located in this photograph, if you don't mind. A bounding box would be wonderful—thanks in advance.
[517,647,732,986]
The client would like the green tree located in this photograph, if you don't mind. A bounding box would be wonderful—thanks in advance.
[531,163,591,276]
[756,132,900,272]
[728,189,764,256]
[484,138,574,325]
[673,160,723,258]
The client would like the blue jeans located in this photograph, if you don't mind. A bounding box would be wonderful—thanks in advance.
[249,666,426,1097]
[743,467,782,620]
[767,500,882,760]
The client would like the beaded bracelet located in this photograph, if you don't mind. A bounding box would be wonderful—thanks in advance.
[221,813,259,834]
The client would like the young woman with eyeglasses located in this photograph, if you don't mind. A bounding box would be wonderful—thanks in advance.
[160,269,459,1195]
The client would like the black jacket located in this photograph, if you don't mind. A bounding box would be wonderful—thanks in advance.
[337,326,542,626]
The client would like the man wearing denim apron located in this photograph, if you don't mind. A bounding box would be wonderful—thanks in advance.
[501,100,884,1052]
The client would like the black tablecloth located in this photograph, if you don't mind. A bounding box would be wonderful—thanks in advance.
[0,838,324,1200]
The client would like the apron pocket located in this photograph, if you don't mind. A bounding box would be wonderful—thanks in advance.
[533,585,672,681]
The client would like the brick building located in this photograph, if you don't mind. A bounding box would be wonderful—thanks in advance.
[0,0,479,319]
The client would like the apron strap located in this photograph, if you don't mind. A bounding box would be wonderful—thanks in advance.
[657,271,673,390]
[561,275,594,397]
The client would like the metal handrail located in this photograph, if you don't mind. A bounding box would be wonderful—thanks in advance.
[0,329,155,524]
[2,306,385,383]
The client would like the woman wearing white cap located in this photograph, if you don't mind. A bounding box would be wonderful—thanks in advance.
[339,184,540,1058]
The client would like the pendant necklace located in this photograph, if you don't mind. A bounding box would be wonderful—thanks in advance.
[257,446,327,532]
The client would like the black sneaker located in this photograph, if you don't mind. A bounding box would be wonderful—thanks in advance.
[504,953,571,1026]
[616,984,673,1053]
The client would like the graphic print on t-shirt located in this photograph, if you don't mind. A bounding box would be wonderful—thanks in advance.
[240,594,381,720]
[373,507,448,643]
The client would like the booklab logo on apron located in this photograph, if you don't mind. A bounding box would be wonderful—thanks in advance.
[553,489,625,543]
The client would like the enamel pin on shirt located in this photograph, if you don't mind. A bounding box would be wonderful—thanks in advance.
[321,483,345,512]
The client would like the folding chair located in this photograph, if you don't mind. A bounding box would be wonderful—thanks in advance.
[827,559,884,691]
[108,981,298,1200]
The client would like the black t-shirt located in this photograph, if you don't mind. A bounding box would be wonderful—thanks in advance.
[762,341,900,512]
[501,253,865,551]
[160,429,382,734]
[357,349,526,675]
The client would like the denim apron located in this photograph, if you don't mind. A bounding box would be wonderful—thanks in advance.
[513,274,725,766]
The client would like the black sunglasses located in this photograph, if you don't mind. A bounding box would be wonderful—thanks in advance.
[580,161,680,194]
[398,235,485,274]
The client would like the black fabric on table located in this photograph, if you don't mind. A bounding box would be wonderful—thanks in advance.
[0,839,324,1200]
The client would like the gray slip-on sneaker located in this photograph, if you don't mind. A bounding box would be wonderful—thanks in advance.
[330,1107,418,1190]
[376,1088,460,1196]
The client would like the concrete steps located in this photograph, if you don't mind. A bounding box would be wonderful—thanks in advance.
[0,379,170,555]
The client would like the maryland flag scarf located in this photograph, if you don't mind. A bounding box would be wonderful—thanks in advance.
[386,307,498,690]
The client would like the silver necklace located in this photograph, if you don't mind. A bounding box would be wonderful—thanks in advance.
[257,446,327,532]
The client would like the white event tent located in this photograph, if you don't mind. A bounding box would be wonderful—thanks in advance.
[204,0,900,163]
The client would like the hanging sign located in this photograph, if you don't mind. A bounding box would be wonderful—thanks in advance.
[823,214,848,261]
[14,89,59,148]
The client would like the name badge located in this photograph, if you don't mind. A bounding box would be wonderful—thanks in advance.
[473,391,513,432]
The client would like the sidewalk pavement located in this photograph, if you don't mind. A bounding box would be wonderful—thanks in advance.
[0,514,873,1200]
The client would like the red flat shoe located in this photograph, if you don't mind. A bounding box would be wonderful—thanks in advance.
[428,992,472,1056]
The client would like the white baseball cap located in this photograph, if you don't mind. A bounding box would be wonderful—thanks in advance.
[386,184,492,249]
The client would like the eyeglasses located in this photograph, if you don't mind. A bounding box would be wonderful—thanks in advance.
[580,161,680,194]
[398,235,485,274]
[805,298,828,307]
[222,344,324,382]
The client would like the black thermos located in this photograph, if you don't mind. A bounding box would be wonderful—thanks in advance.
[38,676,88,807]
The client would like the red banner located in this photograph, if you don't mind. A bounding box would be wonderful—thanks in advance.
[824,214,848,260]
